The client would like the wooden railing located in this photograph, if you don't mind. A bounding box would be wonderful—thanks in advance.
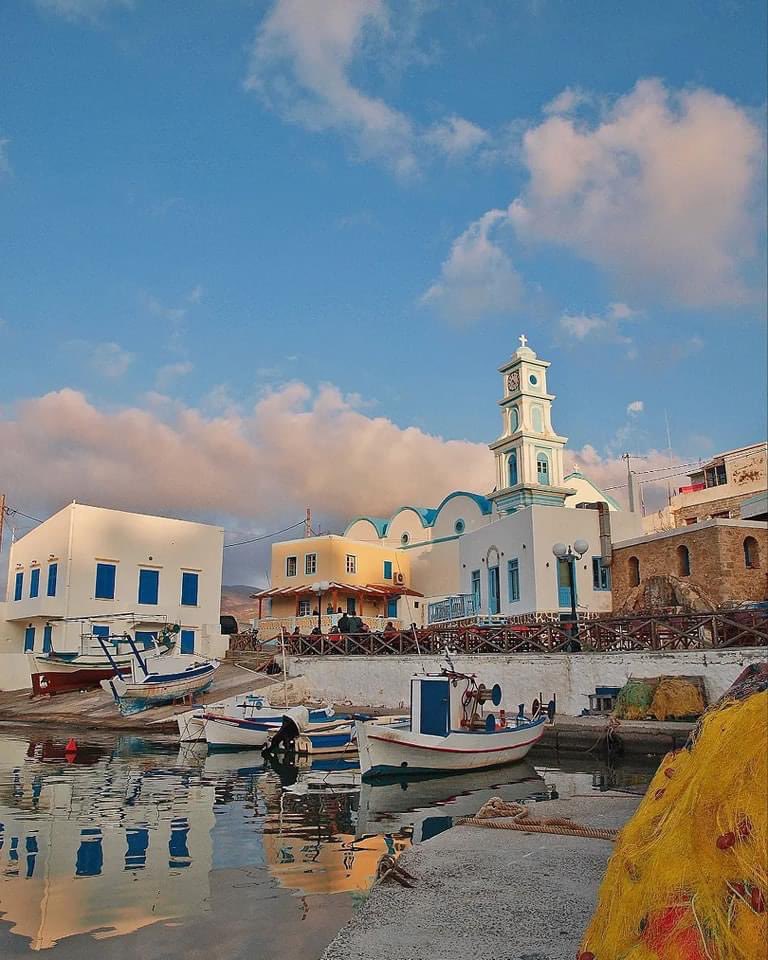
[286,610,768,657]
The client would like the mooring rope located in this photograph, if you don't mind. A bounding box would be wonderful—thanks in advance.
[455,797,618,842]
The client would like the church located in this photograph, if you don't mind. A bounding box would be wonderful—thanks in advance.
[257,338,644,632]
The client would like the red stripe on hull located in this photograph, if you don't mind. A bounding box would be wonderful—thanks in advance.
[32,667,128,696]
[366,729,545,755]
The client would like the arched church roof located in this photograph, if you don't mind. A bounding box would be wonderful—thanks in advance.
[344,491,493,539]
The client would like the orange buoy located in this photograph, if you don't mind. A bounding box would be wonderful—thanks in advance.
[65,737,77,754]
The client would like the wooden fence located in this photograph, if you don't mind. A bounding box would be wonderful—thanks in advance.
[284,609,768,657]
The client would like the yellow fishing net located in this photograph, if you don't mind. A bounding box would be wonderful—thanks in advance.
[579,689,768,960]
[649,678,706,722]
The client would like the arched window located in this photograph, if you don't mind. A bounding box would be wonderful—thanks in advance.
[510,406,520,432]
[508,450,518,486]
[676,545,691,577]
[629,556,640,587]
[744,536,760,569]
[531,405,543,433]
[536,452,550,485]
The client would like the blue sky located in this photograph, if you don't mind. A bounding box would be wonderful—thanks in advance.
[0,0,765,581]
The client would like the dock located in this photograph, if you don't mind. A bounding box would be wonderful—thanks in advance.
[322,792,641,960]
[0,662,309,733]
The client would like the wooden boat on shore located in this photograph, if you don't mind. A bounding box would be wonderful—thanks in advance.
[99,637,219,715]
[203,705,352,752]
[355,670,553,779]
[29,627,177,696]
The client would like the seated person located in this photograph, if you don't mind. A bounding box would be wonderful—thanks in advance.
[338,612,351,633]
[383,620,398,640]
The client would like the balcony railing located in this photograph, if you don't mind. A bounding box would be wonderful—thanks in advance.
[427,594,478,624]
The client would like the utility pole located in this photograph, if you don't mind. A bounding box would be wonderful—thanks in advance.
[304,507,312,538]
[622,453,636,512]
[0,493,5,553]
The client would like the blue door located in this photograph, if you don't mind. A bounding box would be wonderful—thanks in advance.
[180,630,195,654]
[488,566,500,614]
[557,559,575,608]
[43,625,53,653]
[386,597,398,618]
[24,627,35,652]
[419,679,449,737]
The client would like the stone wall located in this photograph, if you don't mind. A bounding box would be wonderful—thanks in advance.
[289,647,767,716]
[673,492,754,526]
[612,520,768,612]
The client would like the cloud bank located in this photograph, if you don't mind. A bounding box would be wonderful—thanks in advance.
[424,79,764,318]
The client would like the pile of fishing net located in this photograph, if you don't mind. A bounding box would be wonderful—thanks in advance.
[614,676,707,721]
[579,663,768,960]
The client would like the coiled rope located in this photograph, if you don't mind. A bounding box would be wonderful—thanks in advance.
[455,797,618,842]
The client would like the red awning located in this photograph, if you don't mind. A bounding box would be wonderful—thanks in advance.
[250,580,422,600]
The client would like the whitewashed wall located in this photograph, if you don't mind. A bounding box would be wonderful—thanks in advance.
[289,648,767,716]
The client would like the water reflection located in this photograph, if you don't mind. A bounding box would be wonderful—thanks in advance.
[0,731,656,957]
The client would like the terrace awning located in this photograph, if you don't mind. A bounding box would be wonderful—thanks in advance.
[250,580,422,600]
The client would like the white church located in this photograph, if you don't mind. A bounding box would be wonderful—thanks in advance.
[344,336,643,623]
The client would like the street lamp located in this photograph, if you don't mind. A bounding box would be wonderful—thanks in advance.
[552,540,589,636]
[310,581,331,633]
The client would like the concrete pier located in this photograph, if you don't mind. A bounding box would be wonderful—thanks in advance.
[322,793,641,960]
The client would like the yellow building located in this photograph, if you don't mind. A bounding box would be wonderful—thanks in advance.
[254,535,418,635]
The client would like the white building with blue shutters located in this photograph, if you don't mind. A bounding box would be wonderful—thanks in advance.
[1,502,226,686]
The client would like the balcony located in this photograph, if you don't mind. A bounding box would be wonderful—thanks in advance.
[427,594,478,624]
[4,595,66,623]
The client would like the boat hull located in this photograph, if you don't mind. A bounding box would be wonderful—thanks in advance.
[355,716,547,778]
[204,714,273,749]
[30,646,171,696]
[101,662,219,716]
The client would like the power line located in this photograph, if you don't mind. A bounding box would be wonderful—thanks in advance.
[4,505,44,524]
[223,519,307,548]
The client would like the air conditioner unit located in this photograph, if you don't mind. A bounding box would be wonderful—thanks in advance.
[394,573,405,586]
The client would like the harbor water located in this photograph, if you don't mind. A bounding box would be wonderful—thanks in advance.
[0,729,656,958]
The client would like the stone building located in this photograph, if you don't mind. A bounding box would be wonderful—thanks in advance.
[670,442,767,526]
[611,518,767,612]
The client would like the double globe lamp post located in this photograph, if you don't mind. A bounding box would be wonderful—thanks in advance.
[552,539,589,638]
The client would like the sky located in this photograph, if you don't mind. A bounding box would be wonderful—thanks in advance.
[0,0,766,585]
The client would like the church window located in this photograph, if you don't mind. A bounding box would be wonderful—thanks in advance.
[454,519,465,534]
[629,556,640,587]
[536,452,550,485]
[529,374,538,386]
[400,532,410,545]
[510,406,520,432]
[508,450,518,487]
[676,545,691,577]
[531,405,543,433]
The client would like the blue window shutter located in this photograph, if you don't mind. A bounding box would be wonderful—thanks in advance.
[138,569,159,605]
[43,625,53,653]
[47,563,58,597]
[92,625,110,638]
[24,627,35,652]
[29,568,40,598]
[14,572,23,601]
[180,630,195,654]
[181,572,199,606]
[507,559,520,602]
[135,631,157,650]
[383,560,393,580]
[95,563,116,600]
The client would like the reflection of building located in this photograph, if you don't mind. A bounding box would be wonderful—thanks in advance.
[258,776,410,896]
[0,737,215,951]
[1,502,227,690]
[611,518,767,612]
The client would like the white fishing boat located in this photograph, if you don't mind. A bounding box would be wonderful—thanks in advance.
[98,636,220,715]
[355,670,553,779]
[175,693,307,742]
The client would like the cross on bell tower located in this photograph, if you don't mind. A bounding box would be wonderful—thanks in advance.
[486,336,575,513]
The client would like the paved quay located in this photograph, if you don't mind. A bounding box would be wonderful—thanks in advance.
[0,662,307,733]
[323,793,641,960]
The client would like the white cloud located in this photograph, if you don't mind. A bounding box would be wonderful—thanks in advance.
[627,400,644,415]
[85,341,134,378]
[246,0,419,177]
[421,210,522,323]
[245,0,489,176]
[543,86,589,116]
[559,303,637,351]
[33,0,132,22]
[424,116,489,159]
[560,312,608,340]
[509,79,763,307]
[156,361,193,387]
[0,384,494,531]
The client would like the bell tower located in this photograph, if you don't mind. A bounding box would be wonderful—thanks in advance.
[487,335,575,513]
